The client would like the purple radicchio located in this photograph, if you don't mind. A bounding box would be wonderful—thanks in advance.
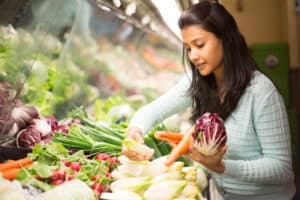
[192,112,227,156]
[16,128,42,148]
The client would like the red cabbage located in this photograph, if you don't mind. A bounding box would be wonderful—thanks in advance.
[192,112,226,156]
[16,128,42,148]
[45,116,58,130]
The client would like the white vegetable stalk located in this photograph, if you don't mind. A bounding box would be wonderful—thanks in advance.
[37,180,96,200]
[112,162,148,179]
[142,156,168,177]
[152,171,184,184]
[31,117,52,137]
[101,190,142,200]
[144,180,187,200]
[110,176,152,193]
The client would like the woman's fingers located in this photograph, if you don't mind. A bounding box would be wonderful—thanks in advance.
[216,145,227,158]
[189,136,194,151]
[187,147,204,162]
[122,143,150,161]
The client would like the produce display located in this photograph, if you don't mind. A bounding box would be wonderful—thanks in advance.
[102,156,206,200]
[0,109,218,199]
[0,1,213,199]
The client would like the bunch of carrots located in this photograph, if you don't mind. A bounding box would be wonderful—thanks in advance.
[154,131,183,144]
[0,157,33,180]
[154,131,189,166]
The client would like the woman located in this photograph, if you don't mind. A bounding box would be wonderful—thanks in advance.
[122,1,295,199]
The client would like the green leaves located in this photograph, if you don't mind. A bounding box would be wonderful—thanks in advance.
[17,142,120,193]
[32,162,56,178]
[29,142,68,164]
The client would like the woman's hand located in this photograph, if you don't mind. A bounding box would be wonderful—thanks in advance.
[122,126,151,161]
[187,139,227,173]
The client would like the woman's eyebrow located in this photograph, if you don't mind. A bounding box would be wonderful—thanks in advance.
[183,37,204,46]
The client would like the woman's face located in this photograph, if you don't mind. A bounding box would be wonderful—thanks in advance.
[181,25,224,77]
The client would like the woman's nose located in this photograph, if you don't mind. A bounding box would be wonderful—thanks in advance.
[189,48,199,61]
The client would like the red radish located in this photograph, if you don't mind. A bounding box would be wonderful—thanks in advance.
[95,153,110,161]
[69,162,81,171]
[52,179,64,185]
[109,157,120,169]
[62,160,71,167]
[106,172,112,179]
[50,170,66,180]
[92,183,104,195]
[92,175,102,181]
[65,173,73,181]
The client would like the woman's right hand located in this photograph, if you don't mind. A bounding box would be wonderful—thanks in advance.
[122,126,151,161]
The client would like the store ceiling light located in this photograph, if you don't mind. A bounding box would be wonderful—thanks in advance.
[112,0,121,7]
[116,13,126,20]
[141,15,151,25]
[150,0,181,38]
[125,2,136,16]
[150,21,158,31]
[98,4,111,12]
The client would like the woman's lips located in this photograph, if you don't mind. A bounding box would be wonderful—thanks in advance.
[196,63,206,70]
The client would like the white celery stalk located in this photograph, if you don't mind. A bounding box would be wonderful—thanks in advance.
[110,176,152,193]
[144,180,187,200]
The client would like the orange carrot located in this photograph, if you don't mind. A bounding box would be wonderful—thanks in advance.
[1,168,21,180]
[154,131,183,144]
[0,158,33,172]
[164,128,194,166]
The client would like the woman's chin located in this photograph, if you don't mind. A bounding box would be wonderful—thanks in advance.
[198,69,211,76]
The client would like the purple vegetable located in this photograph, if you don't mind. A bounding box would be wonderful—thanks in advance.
[192,112,227,156]
[1,104,39,137]
[12,105,39,129]
[30,117,52,137]
[41,134,53,144]
[16,128,42,148]
[55,124,70,134]
[45,116,58,130]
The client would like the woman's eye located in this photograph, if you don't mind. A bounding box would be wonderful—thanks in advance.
[197,44,204,48]
[186,47,191,52]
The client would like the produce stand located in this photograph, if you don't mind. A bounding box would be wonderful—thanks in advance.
[0,0,211,199]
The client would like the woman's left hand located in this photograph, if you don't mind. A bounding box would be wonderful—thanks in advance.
[187,142,227,174]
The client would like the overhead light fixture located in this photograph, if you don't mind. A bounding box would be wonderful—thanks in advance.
[116,13,126,20]
[125,2,136,16]
[98,5,111,12]
[150,21,158,31]
[141,15,151,25]
[151,0,181,38]
[112,0,121,8]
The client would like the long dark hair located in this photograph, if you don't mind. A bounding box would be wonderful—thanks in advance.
[178,1,256,121]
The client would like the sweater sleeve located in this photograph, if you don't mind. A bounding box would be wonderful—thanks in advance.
[223,88,294,184]
[129,74,193,135]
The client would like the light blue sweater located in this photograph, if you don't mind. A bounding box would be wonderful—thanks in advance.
[129,71,295,200]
